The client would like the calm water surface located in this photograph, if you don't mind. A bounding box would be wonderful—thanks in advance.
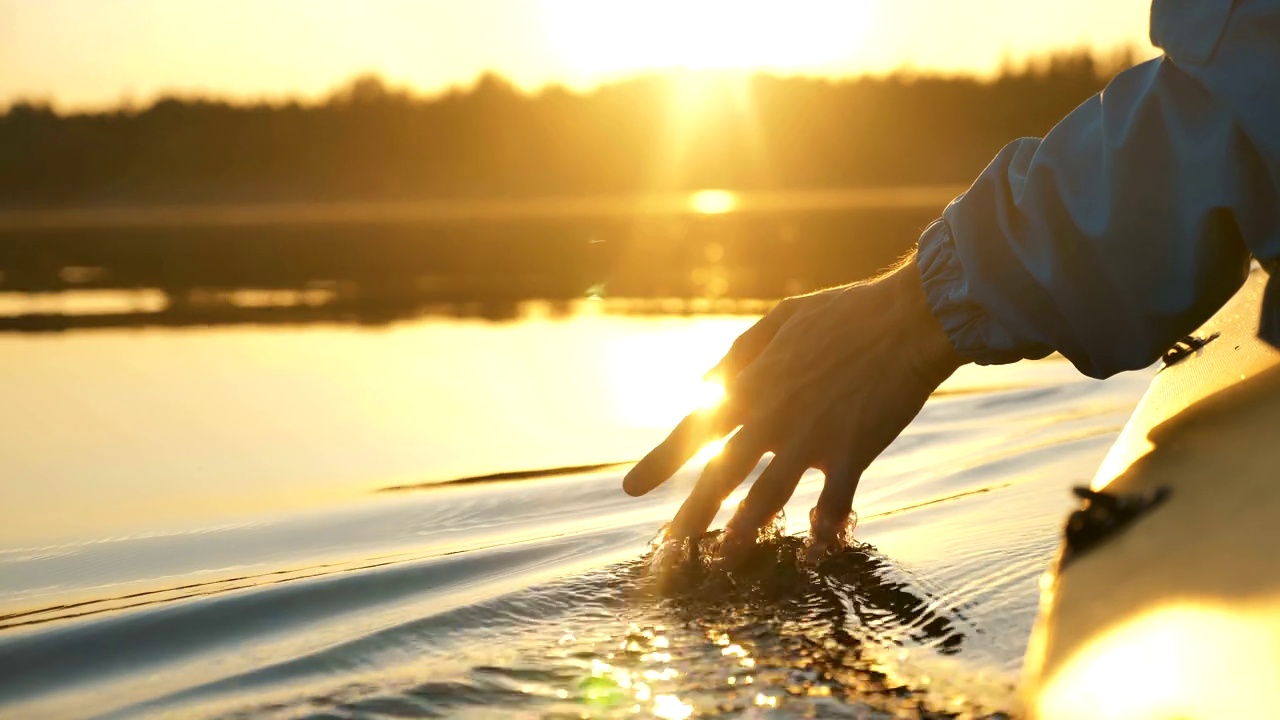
[0,308,1152,718]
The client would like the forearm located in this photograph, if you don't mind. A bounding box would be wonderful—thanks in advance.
[916,53,1274,378]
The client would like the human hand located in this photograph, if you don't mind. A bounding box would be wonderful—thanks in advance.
[623,255,965,565]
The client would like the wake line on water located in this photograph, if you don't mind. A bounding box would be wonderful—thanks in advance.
[3,474,1037,632]
[0,552,420,630]
[98,529,1012,719]
[376,461,635,493]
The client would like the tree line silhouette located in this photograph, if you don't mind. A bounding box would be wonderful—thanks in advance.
[0,50,1138,332]
[0,49,1134,208]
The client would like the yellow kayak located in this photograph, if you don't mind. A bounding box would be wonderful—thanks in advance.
[1023,269,1280,719]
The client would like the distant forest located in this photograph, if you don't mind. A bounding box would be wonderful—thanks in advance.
[0,49,1146,332]
[0,49,1138,208]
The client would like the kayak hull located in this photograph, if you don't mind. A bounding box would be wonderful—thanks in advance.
[1024,270,1280,720]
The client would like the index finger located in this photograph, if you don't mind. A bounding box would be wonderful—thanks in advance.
[622,404,738,496]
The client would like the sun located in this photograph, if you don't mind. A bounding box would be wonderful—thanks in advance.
[538,1,877,78]
[539,1,877,191]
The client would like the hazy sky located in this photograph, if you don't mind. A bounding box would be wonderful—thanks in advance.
[2,0,1156,110]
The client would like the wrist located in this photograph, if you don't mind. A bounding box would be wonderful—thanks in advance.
[885,254,966,382]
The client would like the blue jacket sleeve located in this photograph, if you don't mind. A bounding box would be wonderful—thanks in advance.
[917,0,1280,379]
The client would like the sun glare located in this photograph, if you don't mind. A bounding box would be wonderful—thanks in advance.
[690,189,737,214]
[539,1,877,76]
[605,323,742,429]
[691,435,730,465]
[695,378,727,409]
[1036,599,1280,720]
[543,2,881,204]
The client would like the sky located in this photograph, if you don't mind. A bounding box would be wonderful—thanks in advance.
[1,0,1157,111]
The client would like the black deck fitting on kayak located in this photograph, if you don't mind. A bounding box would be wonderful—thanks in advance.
[1162,332,1221,368]
[1059,485,1172,570]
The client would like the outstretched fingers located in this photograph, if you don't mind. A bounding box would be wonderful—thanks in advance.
[626,299,801,498]
[667,427,767,540]
[806,453,865,563]
[622,404,739,497]
[718,445,811,566]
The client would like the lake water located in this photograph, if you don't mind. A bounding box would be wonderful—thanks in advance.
[0,307,1153,718]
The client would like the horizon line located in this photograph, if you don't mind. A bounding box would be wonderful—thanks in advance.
[4,43,1154,118]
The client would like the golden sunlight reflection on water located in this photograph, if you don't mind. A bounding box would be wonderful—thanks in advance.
[605,326,734,428]
[0,310,756,545]
[579,624,698,719]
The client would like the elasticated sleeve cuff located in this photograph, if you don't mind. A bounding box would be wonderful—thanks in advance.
[916,219,1030,366]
